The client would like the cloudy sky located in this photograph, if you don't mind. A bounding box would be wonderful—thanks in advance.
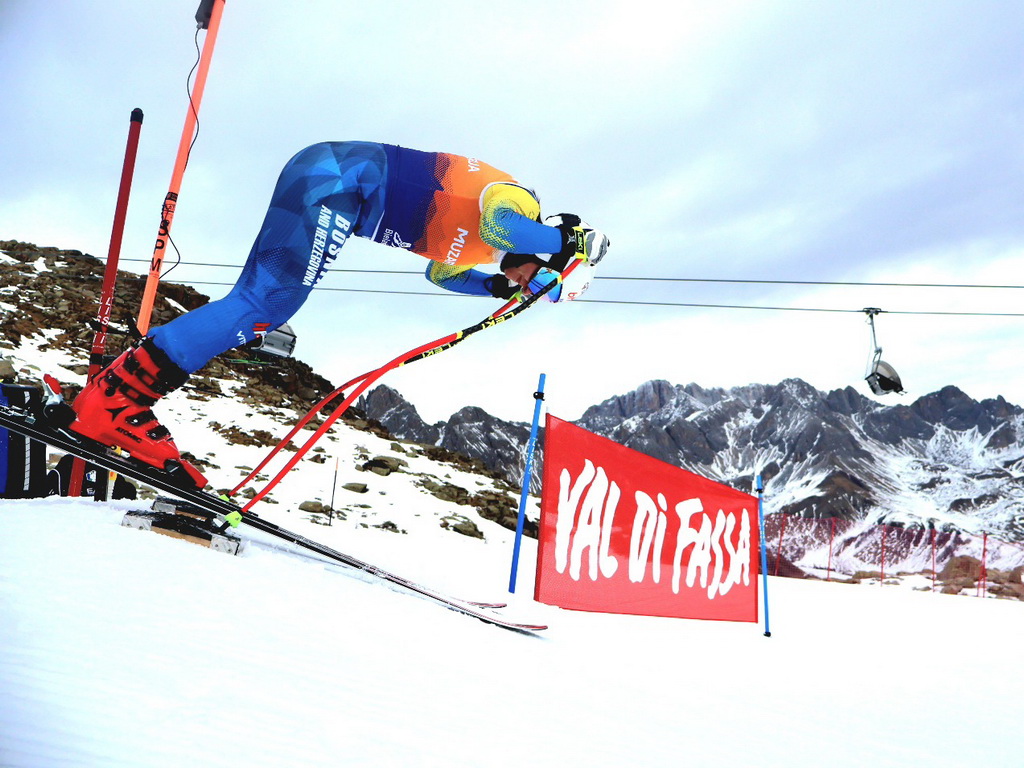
[2,1,1022,423]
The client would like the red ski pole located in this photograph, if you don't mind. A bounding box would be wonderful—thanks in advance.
[235,259,582,508]
[230,257,586,502]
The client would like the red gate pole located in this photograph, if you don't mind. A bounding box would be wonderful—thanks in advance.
[880,525,887,585]
[136,0,227,335]
[827,518,835,582]
[978,533,988,598]
[68,108,145,498]
[89,108,145,379]
[931,528,937,592]
[774,515,787,577]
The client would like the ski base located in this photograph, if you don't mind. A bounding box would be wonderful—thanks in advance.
[122,509,244,556]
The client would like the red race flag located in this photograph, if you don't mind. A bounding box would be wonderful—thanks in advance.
[535,416,759,622]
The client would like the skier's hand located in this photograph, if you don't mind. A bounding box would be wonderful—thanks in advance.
[484,274,522,300]
[549,213,610,267]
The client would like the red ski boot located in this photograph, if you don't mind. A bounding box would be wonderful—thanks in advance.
[70,338,208,489]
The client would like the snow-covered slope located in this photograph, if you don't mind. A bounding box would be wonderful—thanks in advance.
[3,498,1024,768]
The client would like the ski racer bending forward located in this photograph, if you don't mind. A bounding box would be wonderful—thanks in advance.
[70,141,610,489]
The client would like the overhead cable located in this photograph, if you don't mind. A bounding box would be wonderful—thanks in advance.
[114,258,1024,291]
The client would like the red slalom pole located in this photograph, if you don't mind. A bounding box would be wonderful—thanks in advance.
[774,515,787,577]
[978,533,989,597]
[880,525,887,584]
[137,0,226,335]
[827,518,835,582]
[89,108,145,379]
[69,108,145,498]
[931,528,937,592]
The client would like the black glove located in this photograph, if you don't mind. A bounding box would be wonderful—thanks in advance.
[548,213,609,271]
[484,274,521,300]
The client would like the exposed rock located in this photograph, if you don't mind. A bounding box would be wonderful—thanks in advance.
[441,514,484,539]
[418,477,470,504]
[361,455,408,476]
[939,555,983,581]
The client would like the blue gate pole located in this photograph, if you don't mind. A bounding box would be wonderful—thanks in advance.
[509,373,546,593]
[757,474,772,637]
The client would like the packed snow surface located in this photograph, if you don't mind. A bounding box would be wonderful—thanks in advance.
[2,497,1022,768]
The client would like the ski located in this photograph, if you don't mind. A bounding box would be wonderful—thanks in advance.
[0,403,543,633]
[147,496,509,610]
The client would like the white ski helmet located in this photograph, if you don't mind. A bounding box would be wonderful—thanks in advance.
[497,214,608,302]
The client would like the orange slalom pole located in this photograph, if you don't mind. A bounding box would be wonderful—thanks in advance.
[137,0,226,335]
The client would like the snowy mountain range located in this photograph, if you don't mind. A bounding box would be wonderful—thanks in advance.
[360,372,1024,543]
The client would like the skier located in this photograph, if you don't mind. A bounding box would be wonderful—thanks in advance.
[69,141,609,488]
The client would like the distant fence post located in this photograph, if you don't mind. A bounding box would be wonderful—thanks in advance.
[827,518,836,582]
[978,533,989,598]
[774,514,788,577]
[931,528,937,592]
[880,524,887,584]
[757,475,772,637]
[508,373,546,594]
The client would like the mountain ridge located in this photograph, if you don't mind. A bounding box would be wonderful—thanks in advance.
[358,378,1024,542]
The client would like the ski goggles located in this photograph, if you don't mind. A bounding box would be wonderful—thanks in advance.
[527,267,563,303]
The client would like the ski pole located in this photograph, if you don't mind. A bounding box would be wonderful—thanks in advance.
[227,298,519,496]
[232,258,583,498]
[237,264,576,509]
[136,0,226,335]
[240,333,462,510]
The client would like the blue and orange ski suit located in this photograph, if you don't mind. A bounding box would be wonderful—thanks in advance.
[148,141,561,373]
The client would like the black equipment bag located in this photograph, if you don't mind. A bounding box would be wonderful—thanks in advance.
[0,384,49,498]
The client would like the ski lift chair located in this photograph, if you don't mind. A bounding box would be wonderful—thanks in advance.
[863,308,905,395]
